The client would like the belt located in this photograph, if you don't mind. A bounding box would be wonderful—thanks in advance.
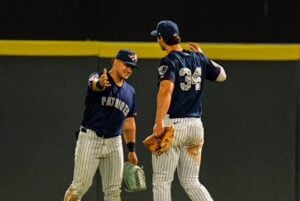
[80,126,118,139]
[80,127,87,133]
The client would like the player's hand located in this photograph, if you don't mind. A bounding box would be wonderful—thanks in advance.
[128,152,138,165]
[98,68,111,88]
[153,121,164,137]
[189,42,203,53]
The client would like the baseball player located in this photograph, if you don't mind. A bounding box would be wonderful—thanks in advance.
[63,49,140,201]
[150,20,227,201]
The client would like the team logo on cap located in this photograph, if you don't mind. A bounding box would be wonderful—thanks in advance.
[129,54,138,62]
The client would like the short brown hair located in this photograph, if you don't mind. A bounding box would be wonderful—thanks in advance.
[159,35,181,45]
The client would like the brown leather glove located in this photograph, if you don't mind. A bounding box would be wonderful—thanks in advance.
[143,126,175,155]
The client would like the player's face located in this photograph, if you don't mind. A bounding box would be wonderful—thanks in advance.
[115,60,133,80]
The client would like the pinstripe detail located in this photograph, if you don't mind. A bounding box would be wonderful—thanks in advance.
[152,116,213,201]
[67,129,123,201]
[99,136,123,201]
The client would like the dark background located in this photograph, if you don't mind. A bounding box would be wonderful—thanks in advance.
[0,57,298,201]
[0,0,299,42]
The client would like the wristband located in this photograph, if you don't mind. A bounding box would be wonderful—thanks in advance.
[126,142,136,152]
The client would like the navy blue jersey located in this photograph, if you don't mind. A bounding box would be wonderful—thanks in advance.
[81,72,137,138]
[157,50,220,118]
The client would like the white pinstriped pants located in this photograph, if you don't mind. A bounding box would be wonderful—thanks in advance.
[68,128,124,201]
[152,116,214,201]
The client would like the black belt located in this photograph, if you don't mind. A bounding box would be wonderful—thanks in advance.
[80,126,118,139]
[80,127,87,133]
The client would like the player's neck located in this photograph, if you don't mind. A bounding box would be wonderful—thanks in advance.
[165,44,183,54]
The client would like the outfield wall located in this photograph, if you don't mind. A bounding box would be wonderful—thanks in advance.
[0,42,299,201]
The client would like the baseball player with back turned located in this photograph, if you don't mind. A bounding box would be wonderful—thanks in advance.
[63,49,140,201]
[150,20,227,201]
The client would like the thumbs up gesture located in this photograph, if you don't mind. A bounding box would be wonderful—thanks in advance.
[98,68,111,89]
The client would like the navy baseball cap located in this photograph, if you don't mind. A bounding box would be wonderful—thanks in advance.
[115,49,140,69]
[150,20,179,39]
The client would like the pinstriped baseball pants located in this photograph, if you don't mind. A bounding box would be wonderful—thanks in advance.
[67,129,124,201]
[152,116,214,201]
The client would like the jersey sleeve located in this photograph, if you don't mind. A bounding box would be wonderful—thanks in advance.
[157,58,176,83]
[204,57,221,81]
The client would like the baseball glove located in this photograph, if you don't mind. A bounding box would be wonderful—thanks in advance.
[143,126,175,155]
[123,162,147,192]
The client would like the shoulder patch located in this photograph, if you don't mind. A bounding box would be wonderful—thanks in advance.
[158,65,168,77]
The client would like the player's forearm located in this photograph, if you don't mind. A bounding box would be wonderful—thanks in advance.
[123,128,136,143]
[123,130,136,152]
[155,85,172,124]
[123,118,136,152]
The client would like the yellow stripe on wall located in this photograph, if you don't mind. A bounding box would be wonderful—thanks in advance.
[0,40,99,56]
[0,40,299,61]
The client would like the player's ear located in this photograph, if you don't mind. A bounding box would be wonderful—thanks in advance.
[111,58,115,65]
